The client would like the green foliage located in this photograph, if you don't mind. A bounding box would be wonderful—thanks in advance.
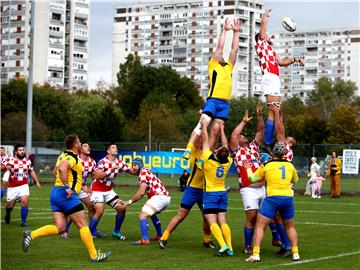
[325,105,360,144]
[1,112,49,141]
[1,79,28,115]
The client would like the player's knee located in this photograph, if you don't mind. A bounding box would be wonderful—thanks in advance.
[139,212,148,220]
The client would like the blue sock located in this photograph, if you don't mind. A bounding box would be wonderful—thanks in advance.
[277,223,291,249]
[265,119,275,146]
[244,226,254,247]
[1,188,6,199]
[140,219,149,240]
[65,220,72,233]
[89,217,99,235]
[21,207,28,224]
[151,215,162,237]
[269,223,281,241]
[114,214,125,233]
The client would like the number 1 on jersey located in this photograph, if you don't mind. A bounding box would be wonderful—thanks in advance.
[279,165,286,180]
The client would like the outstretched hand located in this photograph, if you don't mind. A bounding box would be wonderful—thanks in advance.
[232,19,240,32]
[256,103,263,116]
[264,8,272,17]
[242,159,251,169]
[224,18,232,31]
[242,110,252,123]
[268,104,280,116]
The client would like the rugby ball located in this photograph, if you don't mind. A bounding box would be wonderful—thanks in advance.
[282,16,296,32]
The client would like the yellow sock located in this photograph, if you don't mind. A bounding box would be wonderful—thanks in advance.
[253,246,260,256]
[220,223,233,251]
[210,223,226,248]
[292,246,299,254]
[79,226,97,259]
[161,230,170,241]
[31,225,59,240]
[203,234,211,243]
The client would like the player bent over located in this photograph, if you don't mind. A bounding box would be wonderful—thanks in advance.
[122,158,171,245]
[22,135,111,262]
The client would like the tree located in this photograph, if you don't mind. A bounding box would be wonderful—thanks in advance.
[1,112,49,141]
[325,105,360,144]
[1,79,28,116]
[306,77,358,120]
[124,102,182,142]
[115,54,202,119]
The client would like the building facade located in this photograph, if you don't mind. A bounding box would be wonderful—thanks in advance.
[112,0,264,99]
[273,29,360,99]
[0,0,90,90]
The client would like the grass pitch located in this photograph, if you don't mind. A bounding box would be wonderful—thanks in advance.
[1,183,360,270]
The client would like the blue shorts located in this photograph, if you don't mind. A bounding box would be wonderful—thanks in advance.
[203,191,227,214]
[202,98,230,121]
[181,186,204,210]
[50,186,83,215]
[259,196,294,220]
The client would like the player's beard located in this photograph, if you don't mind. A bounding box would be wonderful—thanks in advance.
[16,153,25,160]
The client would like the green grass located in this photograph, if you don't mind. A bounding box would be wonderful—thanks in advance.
[1,185,360,270]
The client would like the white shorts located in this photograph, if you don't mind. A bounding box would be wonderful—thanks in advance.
[261,72,281,97]
[2,171,10,182]
[90,190,121,205]
[142,195,171,216]
[240,186,266,211]
[7,184,30,202]
[78,189,90,199]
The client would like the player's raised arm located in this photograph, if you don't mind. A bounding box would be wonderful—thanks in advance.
[229,19,240,65]
[201,116,210,152]
[254,104,264,145]
[269,104,285,143]
[229,110,252,152]
[213,18,232,61]
[277,55,304,67]
[259,8,272,39]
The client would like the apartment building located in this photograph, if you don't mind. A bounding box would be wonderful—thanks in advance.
[0,0,90,90]
[273,28,360,99]
[112,0,264,99]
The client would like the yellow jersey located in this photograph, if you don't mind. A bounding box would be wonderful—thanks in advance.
[251,159,298,197]
[203,149,233,192]
[207,57,233,101]
[187,144,204,189]
[54,150,83,194]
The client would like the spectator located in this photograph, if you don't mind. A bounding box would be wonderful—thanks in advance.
[314,171,326,199]
[179,170,189,192]
[326,151,342,198]
[305,157,320,197]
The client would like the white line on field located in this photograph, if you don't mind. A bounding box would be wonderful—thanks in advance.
[276,250,360,266]
[296,221,360,227]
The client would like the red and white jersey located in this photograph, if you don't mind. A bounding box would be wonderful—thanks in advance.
[284,144,293,162]
[255,37,279,76]
[1,154,10,172]
[91,156,130,192]
[79,155,96,186]
[232,140,263,188]
[4,157,33,187]
[138,168,169,199]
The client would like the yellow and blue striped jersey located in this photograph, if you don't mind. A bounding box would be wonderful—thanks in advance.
[251,159,298,197]
[203,149,232,192]
[207,57,234,101]
[54,150,83,194]
[187,144,204,189]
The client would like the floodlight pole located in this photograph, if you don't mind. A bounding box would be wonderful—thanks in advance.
[26,0,35,156]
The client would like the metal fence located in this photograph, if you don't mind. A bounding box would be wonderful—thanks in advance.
[1,141,359,177]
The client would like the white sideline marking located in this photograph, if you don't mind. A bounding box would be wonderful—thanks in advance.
[296,221,360,228]
[278,250,360,266]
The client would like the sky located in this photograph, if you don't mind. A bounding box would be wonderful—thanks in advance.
[88,0,360,89]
